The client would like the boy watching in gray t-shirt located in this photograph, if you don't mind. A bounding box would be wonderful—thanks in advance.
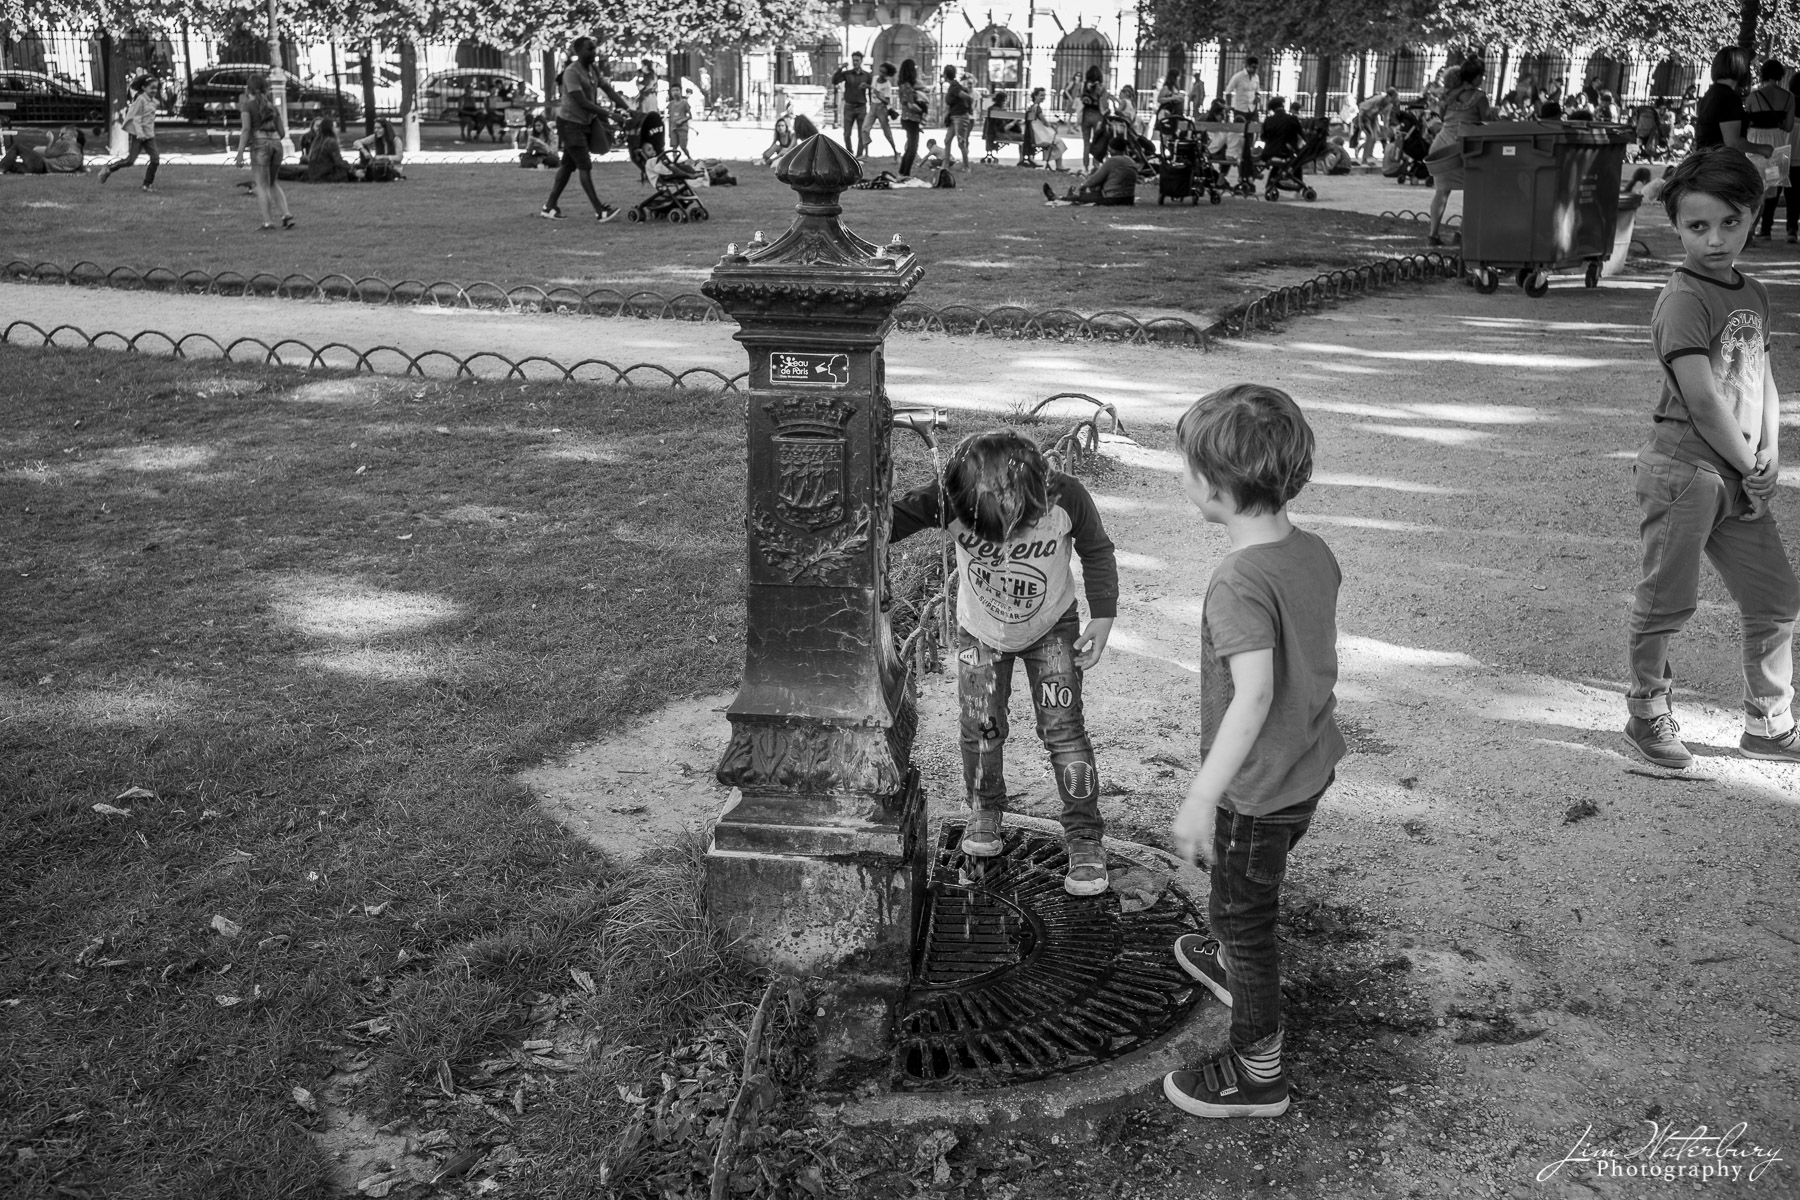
[1162,384,1345,1120]
[1625,147,1800,769]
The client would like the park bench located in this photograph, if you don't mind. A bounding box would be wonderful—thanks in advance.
[979,108,1029,163]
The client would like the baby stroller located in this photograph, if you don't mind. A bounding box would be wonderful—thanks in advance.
[1262,120,1330,202]
[1383,108,1432,184]
[1628,104,1672,162]
[626,111,666,183]
[1156,121,1223,205]
[626,152,710,223]
[1097,111,1158,171]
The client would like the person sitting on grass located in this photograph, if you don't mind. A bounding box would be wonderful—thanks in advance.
[352,117,405,181]
[1,125,86,174]
[516,115,560,168]
[1624,147,1800,770]
[279,117,353,182]
[1162,384,1344,1121]
[921,138,945,171]
[890,429,1119,897]
[1041,135,1138,205]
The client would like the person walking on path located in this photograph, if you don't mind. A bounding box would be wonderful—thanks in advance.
[943,64,974,169]
[1696,47,1769,161]
[1424,57,1493,247]
[890,429,1119,897]
[897,58,926,175]
[541,37,623,223]
[868,61,900,158]
[1748,59,1795,244]
[99,75,160,190]
[1221,57,1262,182]
[1078,64,1109,170]
[237,72,292,231]
[1625,149,1800,770]
[832,52,873,156]
[1163,384,1344,1120]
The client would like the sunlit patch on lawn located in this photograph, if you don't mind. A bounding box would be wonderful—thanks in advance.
[442,503,531,524]
[270,574,463,641]
[284,378,398,405]
[297,646,462,681]
[11,441,221,481]
[21,200,72,209]
[1114,550,1166,572]
[0,677,201,727]
[537,435,625,463]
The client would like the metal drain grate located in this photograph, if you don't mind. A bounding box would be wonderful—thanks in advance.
[894,822,1204,1087]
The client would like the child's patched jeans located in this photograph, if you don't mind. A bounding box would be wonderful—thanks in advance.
[956,606,1104,842]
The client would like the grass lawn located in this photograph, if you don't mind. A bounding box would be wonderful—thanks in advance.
[3,163,1423,319]
[0,346,963,1197]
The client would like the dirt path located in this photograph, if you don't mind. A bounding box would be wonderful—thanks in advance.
[524,278,1799,1198]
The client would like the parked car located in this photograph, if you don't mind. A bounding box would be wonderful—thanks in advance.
[0,70,106,129]
[177,63,361,126]
[420,68,537,121]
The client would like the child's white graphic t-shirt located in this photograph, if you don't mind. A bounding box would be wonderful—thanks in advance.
[892,473,1118,653]
[1651,266,1771,479]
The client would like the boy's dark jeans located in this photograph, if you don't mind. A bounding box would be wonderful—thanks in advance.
[957,607,1103,841]
[1211,782,1327,1057]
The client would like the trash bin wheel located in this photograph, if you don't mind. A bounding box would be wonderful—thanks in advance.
[1515,267,1531,289]
[1302,186,1317,201]
[1584,259,1600,288]
[1524,269,1550,298]
[1474,266,1500,294]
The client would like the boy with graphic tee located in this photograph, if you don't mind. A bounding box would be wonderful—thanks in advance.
[891,431,1119,895]
[1625,147,1800,769]
[1162,385,1344,1119]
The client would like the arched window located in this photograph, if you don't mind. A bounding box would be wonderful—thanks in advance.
[1650,58,1698,100]
[1582,52,1625,97]
[1297,53,1353,114]
[1135,40,1189,96]
[1052,28,1112,102]
[872,25,935,85]
[1372,46,1428,93]
[1515,52,1572,97]
[965,25,1021,91]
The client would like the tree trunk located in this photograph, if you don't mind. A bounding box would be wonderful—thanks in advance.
[1741,0,1760,51]
[399,37,418,154]
[361,40,377,135]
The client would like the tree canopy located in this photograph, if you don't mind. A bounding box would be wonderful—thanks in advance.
[0,0,834,52]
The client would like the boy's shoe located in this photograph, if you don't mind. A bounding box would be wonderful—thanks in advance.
[960,810,1004,858]
[141,185,155,193]
[1042,181,1057,202]
[1064,838,1109,896]
[1173,935,1232,1007]
[98,165,113,183]
[1625,713,1693,770]
[1163,1052,1290,1119]
[539,205,565,219]
[1741,728,1800,762]
[597,204,619,222]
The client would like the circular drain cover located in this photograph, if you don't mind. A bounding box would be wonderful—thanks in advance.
[894,822,1203,1088]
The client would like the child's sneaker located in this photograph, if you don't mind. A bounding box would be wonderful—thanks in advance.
[539,205,565,219]
[1625,712,1693,769]
[1741,727,1800,762]
[1173,935,1231,1006]
[1163,1051,1289,1118]
[960,810,1003,857]
[596,204,619,223]
[1064,838,1108,896]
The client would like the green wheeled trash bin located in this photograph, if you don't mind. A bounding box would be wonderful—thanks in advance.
[1460,123,1632,297]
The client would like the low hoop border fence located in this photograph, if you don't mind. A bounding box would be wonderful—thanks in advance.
[0,319,750,390]
[4,248,1468,349]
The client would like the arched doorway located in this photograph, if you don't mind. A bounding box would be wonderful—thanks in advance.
[965,24,1022,93]
[872,25,935,83]
[1135,40,1188,97]
[1516,51,1572,97]
[1297,53,1353,115]
[1582,52,1625,97]
[1650,58,1698,101]
[1371,46,1428,93]
[1052,28,1112,104]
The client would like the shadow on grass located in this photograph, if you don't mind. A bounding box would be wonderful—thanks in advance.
[0,347,777,1197]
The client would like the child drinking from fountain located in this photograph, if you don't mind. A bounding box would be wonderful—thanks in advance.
[891,430,1118,895]
[1162,385,1344,1119]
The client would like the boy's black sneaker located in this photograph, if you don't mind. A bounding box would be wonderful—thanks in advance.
[1173,935,1232,1007]
[1625,713,1693,770]
[1163,1052,1289,1118]
[596,205,619,223]
[960,810,1003,858]
[1064,838,1109,896]
[539,205,565,220]
[1741,728,1800,762]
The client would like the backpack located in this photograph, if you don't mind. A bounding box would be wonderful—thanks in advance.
[933,166,957,188]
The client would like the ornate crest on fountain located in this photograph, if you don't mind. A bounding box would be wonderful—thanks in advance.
[703,134,924,321]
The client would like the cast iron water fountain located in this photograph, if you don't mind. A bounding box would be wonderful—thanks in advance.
[703,134,1204,1091]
